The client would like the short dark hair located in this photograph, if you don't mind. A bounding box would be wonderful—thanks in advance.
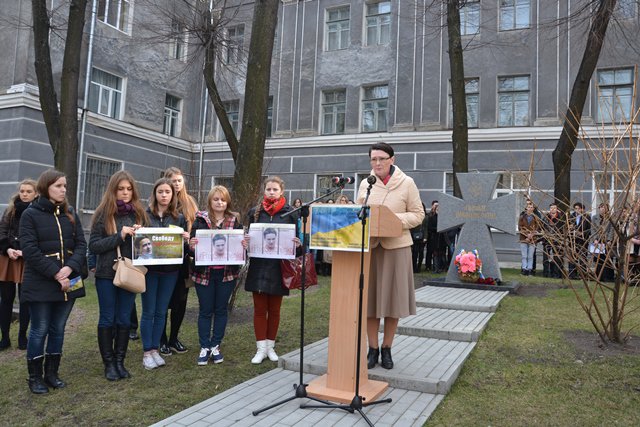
[213,234,226,244]
[549,202,557,207]
[431,200,439,206]
[368,142,394,158]
[263,227,277,237]
[573,202,584,209]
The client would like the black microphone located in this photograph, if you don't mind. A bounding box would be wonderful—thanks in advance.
[331,176,355,186]
[367,175,377,185]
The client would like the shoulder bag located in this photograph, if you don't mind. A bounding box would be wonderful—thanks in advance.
[281,252,318,290]
[113,246,147,293]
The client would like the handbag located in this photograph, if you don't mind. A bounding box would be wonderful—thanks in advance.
[0,254,24,283]
[112,246,147,293]
[281,252,318,290]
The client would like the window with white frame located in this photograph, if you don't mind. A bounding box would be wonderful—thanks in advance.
[98,0,132,33]
[220,100,239,140]
[169,19,186,61]
[326,6,350,51]
[365,1,391,46]
[592,172,628,211]
[316,174,336,199]
[616,0,636,19]
[225,25,244,64]
[362,84,388,132]
[496,171,530,219]
[88,68,123,119]
[322,89,346,135]
[266,97,273,137]
[449,78,479,128]
[460,0,480,35]
[163,94,181,137]
[499,0,529,31]
[498,75,529,126]
[83,156,122,210]
[597,68,634,123]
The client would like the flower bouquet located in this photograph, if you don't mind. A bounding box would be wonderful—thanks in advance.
[454,249,483,283]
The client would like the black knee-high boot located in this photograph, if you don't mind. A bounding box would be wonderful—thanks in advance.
[97,327,119,381]
[27,356,49,394]
[114,326,131,379]
[44,353,66,388]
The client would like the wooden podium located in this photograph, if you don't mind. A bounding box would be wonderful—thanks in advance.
[306,205,402,403]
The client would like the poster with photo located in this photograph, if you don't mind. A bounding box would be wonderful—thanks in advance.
[309,204,369,252]
[248,223,296,260]
[132,227,184,266]
[194,229,246,265]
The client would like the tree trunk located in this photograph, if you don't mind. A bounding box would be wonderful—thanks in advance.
[446,0,468,198]
[232,0,279,219]
[31,0,88,207]
[552,0,616,211]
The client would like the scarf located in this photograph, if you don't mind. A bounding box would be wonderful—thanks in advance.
[262,196,286,217]
[116,199,135,216]
[14,200,31,218]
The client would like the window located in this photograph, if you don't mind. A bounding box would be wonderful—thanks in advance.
[88,68,123,119]
[498,76,529,126]
[597,68,634,123]
[326,6,350,51]
[460,0,480,35]
[495,171,529,220]
[365,2,391,46]
[322,89,346,135]
[169,20,186,61]
[616,0,636,19]
[316,174,336,199]
[220,100,239,139]
[449,78,479,128]
[163,94,181,137]
[83,156,122,210]
[266,97,273,137]
[592,172,628,211]
[225,25,244,64]
[499,0,529,31]
[98,0,131,33]
[362,84,388,132]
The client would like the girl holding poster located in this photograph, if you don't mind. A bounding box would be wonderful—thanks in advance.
[141,178,188,370]
[243,177,299,364]
[188,186,242,366]
[89,171,148,381]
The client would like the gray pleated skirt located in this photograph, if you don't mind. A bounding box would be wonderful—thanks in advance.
[367,245,416,319]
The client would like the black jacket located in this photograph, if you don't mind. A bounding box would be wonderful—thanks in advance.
[89,211,140,280]
[244,204,297,296]
[19,197,87,302]
[0,199,30,255]
[146,208,187,274]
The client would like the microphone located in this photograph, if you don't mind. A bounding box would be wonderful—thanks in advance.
[366,175,377,185]
[331,176,355,186]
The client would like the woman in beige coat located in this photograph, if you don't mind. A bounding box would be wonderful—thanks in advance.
[357,142,425,370]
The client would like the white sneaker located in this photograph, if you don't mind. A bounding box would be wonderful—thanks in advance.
[143,354,158,370]
[210,345,223,364]
[150,350,166,367]
[197,348,210,366]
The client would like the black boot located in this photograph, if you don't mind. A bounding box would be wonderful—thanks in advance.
[114,327,131,379]
[380,347,394,369]
[98,327,120,381]
[367,347,379,369]
[27,357,49,394]
[44,353,66,388]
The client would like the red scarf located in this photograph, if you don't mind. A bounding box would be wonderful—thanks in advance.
[262,196,286,216]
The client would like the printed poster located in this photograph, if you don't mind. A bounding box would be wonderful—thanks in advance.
[248,223,296,260]
[194,229,246,265]
[310,205,369,252]
[132,227,184,266]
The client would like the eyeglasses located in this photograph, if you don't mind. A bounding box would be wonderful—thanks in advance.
[370,157,391,164]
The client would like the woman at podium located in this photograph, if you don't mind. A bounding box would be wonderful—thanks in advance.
[357,142,425,370]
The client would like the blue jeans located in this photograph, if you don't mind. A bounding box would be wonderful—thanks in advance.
[27,300,75,359]
[195,269,235,348]
[95,278,136,329]
[140,271,177,352]
[520,243,536,270]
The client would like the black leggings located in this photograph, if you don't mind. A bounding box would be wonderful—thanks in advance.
[0,282,29,340]
[161,280,189,344]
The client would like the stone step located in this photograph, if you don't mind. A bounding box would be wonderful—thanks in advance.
[386,306,494,342]
[415,285,508,312]
[279,333,476,395]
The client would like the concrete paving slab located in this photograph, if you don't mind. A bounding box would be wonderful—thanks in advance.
[415,285,508,312]
[391,306,494,341]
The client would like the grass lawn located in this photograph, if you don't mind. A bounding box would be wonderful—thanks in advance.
[1,270,639,426]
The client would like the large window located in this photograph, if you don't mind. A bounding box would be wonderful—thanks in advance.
[499,0,529,31]
[460,0,480,35]
[225,25,244,64]
[316,174,336,200]
[597,68,634,123]
[322,89,346,135]
[362,84,388,132]
[498,76,529,127]
[83,156,122,210]
[88,68,123,119]
[169,19,186,61]
[449,78,479,128]
[220,100,239,139]
[163,94,181,137]
[365,1,391,46]
[266,97,273,137]
[98,0,131,33]
[326,6,350,51]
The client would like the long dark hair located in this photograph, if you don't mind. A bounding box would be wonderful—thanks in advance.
[36,169,74,224]
[149,178,178,219]
[92,170,148,233]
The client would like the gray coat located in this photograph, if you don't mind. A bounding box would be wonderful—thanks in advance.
[89,212,138,280]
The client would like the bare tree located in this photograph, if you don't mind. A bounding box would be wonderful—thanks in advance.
[31,0,88,207]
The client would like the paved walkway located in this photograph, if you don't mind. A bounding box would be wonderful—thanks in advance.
[152,286,509,426]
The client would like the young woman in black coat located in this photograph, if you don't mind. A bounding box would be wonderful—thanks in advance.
[19,170,87,394]
[0,179,37,351]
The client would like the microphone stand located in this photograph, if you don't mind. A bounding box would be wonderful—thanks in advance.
[252,183,353,416]
[300,178,392,426]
